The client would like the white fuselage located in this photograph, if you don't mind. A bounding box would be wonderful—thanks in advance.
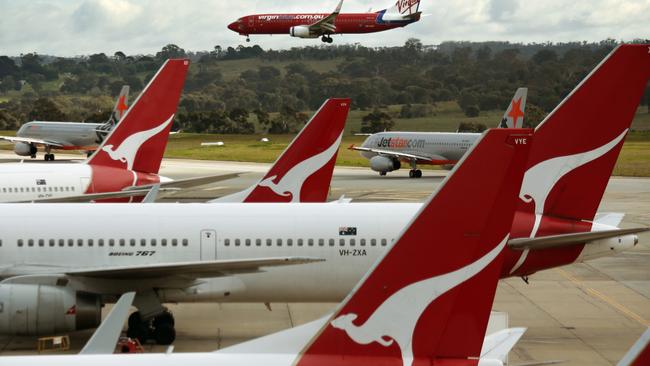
[360,131,481,163]
[0,163,92,201]
[16,121,105,149]
[0,203,628,304]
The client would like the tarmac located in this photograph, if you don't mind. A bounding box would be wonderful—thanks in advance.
[0,153,648,365]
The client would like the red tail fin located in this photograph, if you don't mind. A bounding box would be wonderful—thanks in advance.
[518,44,650,230]
[215,98,350,203]
[295,129,532,365]
[86,59,189,174]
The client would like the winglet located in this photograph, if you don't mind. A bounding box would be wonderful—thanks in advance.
[142,184,161,203]
[80,292,135,355]
[213,98,350,203]
[333,0,344,14]
[481,327,527,362]
[294,128,533,364]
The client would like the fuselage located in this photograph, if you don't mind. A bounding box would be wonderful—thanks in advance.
[361,131,481,164]
[17,121,105,151]
[0,203,634,303]
[0,163,164,202]
[228,12,418,35]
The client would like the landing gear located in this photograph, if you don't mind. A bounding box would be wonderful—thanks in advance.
[44,154,55,161]
[246,35,250,42]
[126,309,176,345]
[408,169,422,178]
[321,35,333,43]
[379,171,387,176]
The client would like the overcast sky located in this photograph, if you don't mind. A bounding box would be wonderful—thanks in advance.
[1,0,648,57]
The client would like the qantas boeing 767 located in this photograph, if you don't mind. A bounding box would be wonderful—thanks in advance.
[227,0,421,43]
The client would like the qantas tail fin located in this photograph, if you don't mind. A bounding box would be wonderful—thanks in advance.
[517,44,650,236]
[294,128,532,365]
[618,328,650,366]
[499,87,527,128]
[213,98,350,203]
[86,59,189,174]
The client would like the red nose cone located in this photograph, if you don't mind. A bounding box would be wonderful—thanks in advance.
[227,21,239,32]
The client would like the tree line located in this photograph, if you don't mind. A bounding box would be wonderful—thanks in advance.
[0,39,648,133]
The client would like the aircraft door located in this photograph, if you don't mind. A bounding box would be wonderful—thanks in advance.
[200,230,217,261]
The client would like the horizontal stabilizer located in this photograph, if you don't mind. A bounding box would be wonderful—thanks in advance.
[508,227,648,250]
[80,292,135,354]
[481,327,526,362]
[66,257,324,279]
[126,172,241,191]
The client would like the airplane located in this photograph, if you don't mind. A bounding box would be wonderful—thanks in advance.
[0,126,531,366]
[227,0,421,43]
[0,96,349,204]
[350,87,528,177]
[0,44,646,346]
[0,86,130,161]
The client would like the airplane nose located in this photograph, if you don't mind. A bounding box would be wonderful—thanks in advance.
[227,21,239,32]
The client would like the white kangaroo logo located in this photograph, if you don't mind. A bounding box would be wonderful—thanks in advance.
[257,132,343,202]
[101,115,174,170]
[518,130,626,238]
[330,236,508,366]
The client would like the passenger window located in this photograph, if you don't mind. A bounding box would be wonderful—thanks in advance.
[287,239,293,246]
[130,239,136,247]
[58,239,64,247]
[360,239,366,246]
[182,239,188,246]
[140,239,146,247]
[68,239,74,247]
[17,239,23,247]
[277,238,282,246]
[98,239,104,247]
[235,239,241,246]
[38,239,44,247]
[308,239,314,246]
[371,239,377,246]
[297,239,303,246]
[151,239,156,247]
[77,239,83,247]
[245,239,251,246]
[255,239,261,246]
[88,239,93,247]
[329,239,335,246]
[224,239,230,246]
[120,239,125,247]
[161,239,167,247]
[28,239,34,247]
[350,239,356,246]
[172,239,178,246]
[266,239,272,246]
[49,239,55,247]
[109,239,115,247]
[319,239,325,246]
[381,239,387,246]
[339,239,345,246]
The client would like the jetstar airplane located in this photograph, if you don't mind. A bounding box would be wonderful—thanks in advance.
[0,86,130,161]
[2,127,530,366]
[350,87,528,177]
[0,45,646,347]
[227,0,422,43]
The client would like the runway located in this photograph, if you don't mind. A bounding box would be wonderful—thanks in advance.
[0,153,648,365]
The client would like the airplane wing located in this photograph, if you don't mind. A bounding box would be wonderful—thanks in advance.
[65,257,324,279]
[307,0,343,34]
[0,135,65,147]
[349,145,444,163]
[14,188,175,203]
[508,227,648,251]
[125,172,242,191]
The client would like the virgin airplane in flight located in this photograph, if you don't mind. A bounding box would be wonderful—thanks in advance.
[227,0,421,43]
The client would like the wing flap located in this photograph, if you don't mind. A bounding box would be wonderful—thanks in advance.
[508,227,648,250]
[65,257,324,279]
[0,136,65,147]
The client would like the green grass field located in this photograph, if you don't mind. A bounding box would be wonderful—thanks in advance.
[2,105,648,176]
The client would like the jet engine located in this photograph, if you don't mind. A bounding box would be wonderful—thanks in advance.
[0,284,101,336]
[369,155,401,173]
[289,26,318,38]
[14,142,37,157]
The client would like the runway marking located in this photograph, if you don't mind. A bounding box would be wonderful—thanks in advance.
[556,268,650,327]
